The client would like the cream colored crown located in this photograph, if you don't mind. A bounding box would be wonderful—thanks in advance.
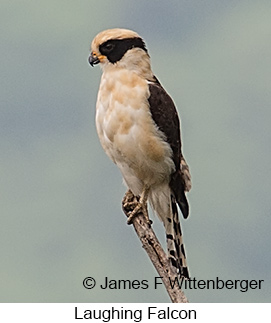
[91,28,141,51]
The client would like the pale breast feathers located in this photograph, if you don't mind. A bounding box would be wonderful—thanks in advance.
[95,70,175,188]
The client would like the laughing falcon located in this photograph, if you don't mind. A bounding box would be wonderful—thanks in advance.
[89,28,191,278]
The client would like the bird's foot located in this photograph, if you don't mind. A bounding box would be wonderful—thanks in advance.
[126,202,145,225]
[122,190,139,212]
[122,190,152,226]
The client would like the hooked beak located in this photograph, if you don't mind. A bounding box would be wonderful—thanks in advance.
[88,51,101,67]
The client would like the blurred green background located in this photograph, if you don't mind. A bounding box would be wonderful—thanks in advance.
[1,0,270,302]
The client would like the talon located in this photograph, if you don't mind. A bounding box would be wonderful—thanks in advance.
[127,213,136,225]
[126,201,151,225]
[126,202,143,224]
[123,186,151,225]
[147,219,153,227]
[122,191,140,214]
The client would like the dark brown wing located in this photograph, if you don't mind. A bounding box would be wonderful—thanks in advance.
[148,79,189,218]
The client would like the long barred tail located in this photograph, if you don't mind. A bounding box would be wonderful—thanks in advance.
[149,186,189,279]
[166,195,189,279]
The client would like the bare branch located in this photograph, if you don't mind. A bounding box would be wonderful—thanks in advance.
[122,191,188,303]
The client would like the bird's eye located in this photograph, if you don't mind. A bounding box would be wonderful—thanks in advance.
[104,43,114,51]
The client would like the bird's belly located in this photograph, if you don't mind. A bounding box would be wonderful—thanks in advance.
[96,98,175,193]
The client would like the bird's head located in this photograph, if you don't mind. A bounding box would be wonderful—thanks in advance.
[89,28,153,77]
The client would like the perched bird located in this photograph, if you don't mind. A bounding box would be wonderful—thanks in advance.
[89,28,191,278]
